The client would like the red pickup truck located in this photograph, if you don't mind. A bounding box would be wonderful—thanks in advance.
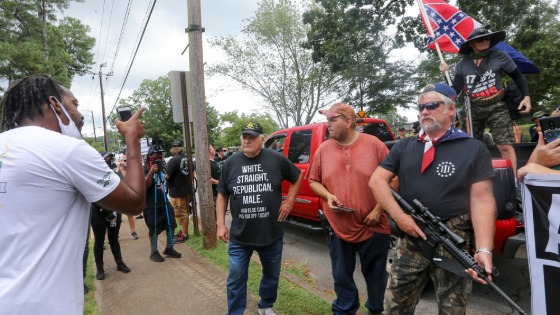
[264,118,527,259]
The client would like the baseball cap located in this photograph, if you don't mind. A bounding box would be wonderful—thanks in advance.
[171,140,183,147]
[241,121,264,136]
[319,103,356,119]
[423,83,457,101]
[100,151,113,159]
[398,126,405,131]
[533,111,545,119]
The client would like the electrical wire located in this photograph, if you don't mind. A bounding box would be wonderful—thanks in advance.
[109,0,134,74]
[94,0,107,68]
[106,0,158,122]
[101,0,116,70]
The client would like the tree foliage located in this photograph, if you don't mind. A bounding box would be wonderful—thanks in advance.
[207,0,343,129]
[0,0,94,87]
[218,111,279,148]
[397,0,560,114]
[107,75,222,154]
[303,0,419,116]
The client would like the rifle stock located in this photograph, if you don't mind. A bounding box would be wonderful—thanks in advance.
[390,188,527,315]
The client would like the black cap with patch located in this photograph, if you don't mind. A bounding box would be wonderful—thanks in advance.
[241,121,263,136]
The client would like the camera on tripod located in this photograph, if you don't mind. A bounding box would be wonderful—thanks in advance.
[148,139,166,169]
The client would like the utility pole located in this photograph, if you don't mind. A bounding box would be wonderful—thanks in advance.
[86,110,97,142]
[91,63,112,151]
[187,0,216,249]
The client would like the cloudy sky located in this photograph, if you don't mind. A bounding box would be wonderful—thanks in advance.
[65,0,421,138]
[66,0,265,138]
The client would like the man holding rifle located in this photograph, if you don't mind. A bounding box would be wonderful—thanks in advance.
[370,83,496,314]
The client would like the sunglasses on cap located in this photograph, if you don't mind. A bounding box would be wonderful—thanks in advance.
[417,101,444,111]
[474,37,491,43]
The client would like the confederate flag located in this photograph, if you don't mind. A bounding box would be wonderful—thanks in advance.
[420,0,479,53]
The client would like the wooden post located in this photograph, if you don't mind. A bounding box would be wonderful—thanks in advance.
[187,0,217,249]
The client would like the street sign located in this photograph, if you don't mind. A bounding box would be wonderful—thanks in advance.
[356,110,368,118]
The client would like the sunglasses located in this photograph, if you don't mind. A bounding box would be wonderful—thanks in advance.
[475,37,490,43]
[417,101,444,111]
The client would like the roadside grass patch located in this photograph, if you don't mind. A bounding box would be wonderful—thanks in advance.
[187,231,331,314]
[84,234,97,315]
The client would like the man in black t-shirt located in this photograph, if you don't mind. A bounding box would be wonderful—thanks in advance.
[370,83,496,314]
[216,121,302,315]
[165,141,194,243]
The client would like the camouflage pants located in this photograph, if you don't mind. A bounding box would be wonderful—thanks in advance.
[471,101,515,145]
[384,214,474,315]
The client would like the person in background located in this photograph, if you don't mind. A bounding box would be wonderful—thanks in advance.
[215,146,228,163]
[216,121,303,315]
[0,74,146,314]
[165,140,193,243]
[209,144,221,205]
[308,103,391,315]
[440,24,532,174]
[144,147,181,262]
[116,155,138,240]
[370,83,496,314]
[91,153,131,279]
[530,111,545,142]
[397,126,407,140]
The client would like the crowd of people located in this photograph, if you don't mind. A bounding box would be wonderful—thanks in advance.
[0,23,552,315]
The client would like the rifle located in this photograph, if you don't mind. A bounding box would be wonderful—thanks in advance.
[390,188,527,315]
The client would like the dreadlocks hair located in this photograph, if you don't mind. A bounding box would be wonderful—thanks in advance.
[1,75,64,131]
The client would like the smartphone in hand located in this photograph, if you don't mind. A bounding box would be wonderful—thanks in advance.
[117,106,132,122]
[331,205,355,213]
[539,116,560,144]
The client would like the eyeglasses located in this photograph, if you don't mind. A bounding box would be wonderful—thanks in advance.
[417,101,444,111]
[222,149,227,152]
[475,37,490,43]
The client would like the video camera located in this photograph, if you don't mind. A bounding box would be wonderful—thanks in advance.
[148,139,165,168]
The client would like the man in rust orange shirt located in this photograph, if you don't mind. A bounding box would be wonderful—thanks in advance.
[308,102,391,315]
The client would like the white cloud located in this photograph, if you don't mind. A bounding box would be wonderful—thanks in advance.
[66,0,262,137]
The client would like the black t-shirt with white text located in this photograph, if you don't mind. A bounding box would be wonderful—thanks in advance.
[217,149,301,246]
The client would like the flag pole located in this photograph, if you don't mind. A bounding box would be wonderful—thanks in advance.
[417,0,452,85]
[417,0,473,135]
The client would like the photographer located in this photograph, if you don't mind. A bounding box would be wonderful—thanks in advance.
[143,146,181,262]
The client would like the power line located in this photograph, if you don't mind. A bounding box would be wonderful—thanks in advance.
[109,0,134,74]
[106,0,158,122]
[101,0,116,65]
[94,0,107,68]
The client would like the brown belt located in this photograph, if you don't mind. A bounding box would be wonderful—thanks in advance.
[471,90,505,106]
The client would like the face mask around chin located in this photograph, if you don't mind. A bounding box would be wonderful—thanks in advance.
[49,100,82,139]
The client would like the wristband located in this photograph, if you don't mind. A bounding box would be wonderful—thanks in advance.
[476,247,493,257]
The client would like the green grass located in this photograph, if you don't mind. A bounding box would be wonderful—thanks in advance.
[84,233,97,315]
[187,231,332,315]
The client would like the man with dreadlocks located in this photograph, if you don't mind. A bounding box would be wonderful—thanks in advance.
[0,75,147,314]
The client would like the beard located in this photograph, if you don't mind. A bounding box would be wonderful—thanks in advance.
[420,116,442,133]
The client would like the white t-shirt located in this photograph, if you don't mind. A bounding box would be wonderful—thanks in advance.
[0,126,120,314]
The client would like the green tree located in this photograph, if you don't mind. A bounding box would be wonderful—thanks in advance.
[114,76,182,152]
[111,75,222,153]
[218,111,279,148]
[398,0,560,112]
[303,0,419,115]
[207,0,343,129]
[0,0,93,87]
